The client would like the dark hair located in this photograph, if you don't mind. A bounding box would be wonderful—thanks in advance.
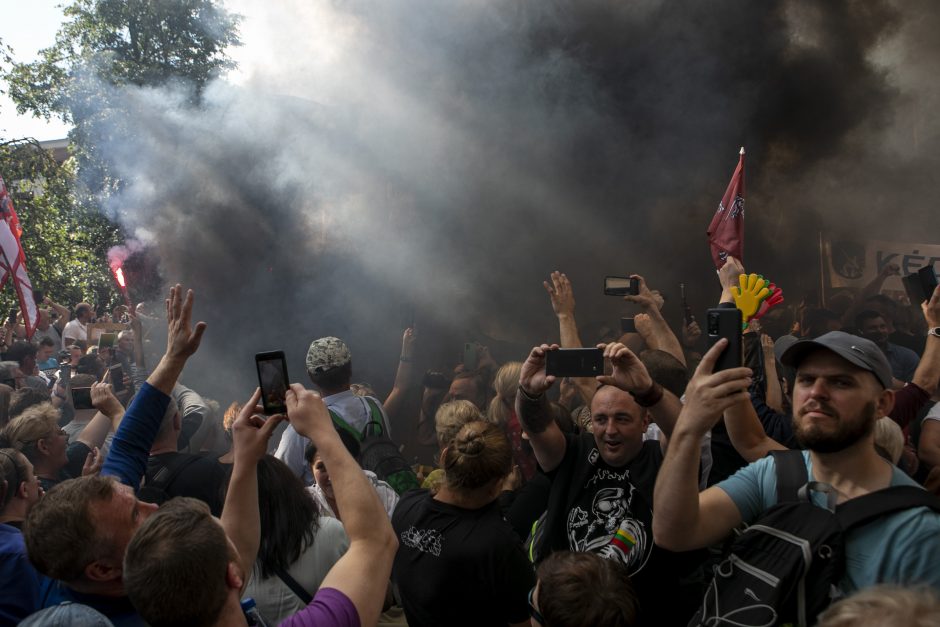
[251,455,321,579]
[74,304,92,318]
[0,448,28,510]
[24,475,117,582]
[76,354,103,378]
[855,309,886,330]
[6,341,37,366]
[304,428,361,465]
[38,336,56,348]
[639,349,689,398]
[801,308,841,338]
[442,421,511,491]
[536,551,639,627]
[309,361,353,391]
[8,387,50,420]
[124,498,229,627]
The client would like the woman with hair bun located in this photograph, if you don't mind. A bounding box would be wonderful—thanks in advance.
[391,420,535,627]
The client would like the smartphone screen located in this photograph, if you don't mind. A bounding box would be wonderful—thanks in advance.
[706,308,743,372]
[72,387,95,410]
[604,276,639,296]
[109,364,125,392]
[545,348,604,377]
[98,333,117,349]
[256,351,289,415]
[463,343,479,371]
[919,266,938,299]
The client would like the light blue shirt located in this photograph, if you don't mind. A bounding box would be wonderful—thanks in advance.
[717,451,940,593]
[274,390,390,485]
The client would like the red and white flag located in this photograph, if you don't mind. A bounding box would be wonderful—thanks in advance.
[0,174,40,338]
[707,147,745,269]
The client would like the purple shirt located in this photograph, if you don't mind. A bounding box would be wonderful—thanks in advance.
[278,588,360,627]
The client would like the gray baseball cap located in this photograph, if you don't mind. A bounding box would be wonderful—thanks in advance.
[780,331,892,389]
[20,602,115,626]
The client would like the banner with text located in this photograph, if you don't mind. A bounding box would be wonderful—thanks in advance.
[824,237,940,299]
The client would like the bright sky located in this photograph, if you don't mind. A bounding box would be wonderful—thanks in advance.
[0,0,71,141]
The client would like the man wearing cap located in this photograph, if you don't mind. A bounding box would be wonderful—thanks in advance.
[275,336,392,484]
[653,329,940,594]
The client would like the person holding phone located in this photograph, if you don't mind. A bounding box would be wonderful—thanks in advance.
[515,341,707,625]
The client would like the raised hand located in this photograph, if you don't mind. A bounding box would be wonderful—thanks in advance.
[676,339,753,436]
[401,327,416,360]
[90,381,123,419]
[595,342,652,395]
[164,284,207,361]
[682,319,702,348]
[718,256,746,291]
[622,274,661,312]
[82,446,103,476]
[285,383,333,440]
[519,344,559,396]
[232,388,285,465]
[543,271,576,318]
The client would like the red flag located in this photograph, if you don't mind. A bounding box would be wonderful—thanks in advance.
[707,147,745,269]
[0,174,40,338]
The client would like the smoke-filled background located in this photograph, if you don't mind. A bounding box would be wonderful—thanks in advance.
[85,0,940,427]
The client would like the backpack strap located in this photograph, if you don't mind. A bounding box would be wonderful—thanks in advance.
[146,453,204,494]
[329,408,364,443]
[836,485,940,530]
[771,449,808,503]
[361,397,386,438]
[274,565,313,605]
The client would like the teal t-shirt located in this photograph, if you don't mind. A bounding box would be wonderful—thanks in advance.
[717,451,940,593]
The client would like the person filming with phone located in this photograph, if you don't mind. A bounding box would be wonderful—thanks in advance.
[516,341,707,625]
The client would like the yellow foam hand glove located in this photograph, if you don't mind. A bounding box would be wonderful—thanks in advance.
[731,273,770,321]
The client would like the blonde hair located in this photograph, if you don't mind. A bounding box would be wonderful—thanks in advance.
[434,400,483,449]
[873,417,903,465]
[442,421,511,491]
[817,585,940,627]
[2,402,59,462]
[486,361,522,426]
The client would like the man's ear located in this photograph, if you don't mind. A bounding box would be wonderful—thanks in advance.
[85,558,123,583]
[225,561,244,591]
[876,388,895,419]
[36,438,51,456]
[438,447,449,468]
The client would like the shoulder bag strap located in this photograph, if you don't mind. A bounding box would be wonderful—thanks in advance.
[770,449,808,503]
[273,565,313,605]
[836,485,940,530]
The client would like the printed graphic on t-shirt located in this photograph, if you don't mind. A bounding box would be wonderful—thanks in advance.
[567,457,653,575]
[401,526,443,556]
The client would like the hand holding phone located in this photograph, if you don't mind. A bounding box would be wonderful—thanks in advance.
[706,308,743,371]
[545,348,604,377]
[256,351,289,415]
[604,276,639,296]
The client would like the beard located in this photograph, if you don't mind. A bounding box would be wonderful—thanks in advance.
[792,400,877,453]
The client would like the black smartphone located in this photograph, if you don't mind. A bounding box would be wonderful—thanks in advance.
[604,276,639,296]
[463,343,479,371]
[6,307,17,325]
[919,266,938,300]
[72,387,94,410]
[98,332,117,349]
[620,317,637,333]
[109,364,125,393]
[423,371,450,390]
[256,351,289,415]
[706,308,743,372]
[545,348,604,377]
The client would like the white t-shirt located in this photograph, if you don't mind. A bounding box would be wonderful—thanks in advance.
[307,470,400,520]
[243,516,349,626]
[61,318,87,348]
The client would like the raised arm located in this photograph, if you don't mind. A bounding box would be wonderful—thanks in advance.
[653,339,752,552]
[759,334,784,413]
[75,381,127,450]
[284,383,398,627]
[515,344,567,473]
[44,297,70,332]
[913,285,940,396]
[623,275,687,367]
[101,284,206,488]
[384,327,416,421]
[543,272,596,404]
[222,388,285,592]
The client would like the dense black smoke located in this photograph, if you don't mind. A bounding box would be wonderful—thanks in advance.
[81,0,938,415]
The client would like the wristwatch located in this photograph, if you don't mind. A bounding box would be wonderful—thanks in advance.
[929,327,940,339]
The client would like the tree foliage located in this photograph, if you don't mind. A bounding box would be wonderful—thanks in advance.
[5,0,240,195]
[0,139,122,311]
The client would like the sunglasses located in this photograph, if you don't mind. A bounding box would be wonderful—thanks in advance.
[528,586,545,625]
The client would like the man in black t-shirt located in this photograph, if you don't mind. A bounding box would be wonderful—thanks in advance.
[516,342,705,625]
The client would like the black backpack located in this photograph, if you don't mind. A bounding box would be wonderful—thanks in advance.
[330,398,419,496]
[690,450,940,627]
[139,454,204,505]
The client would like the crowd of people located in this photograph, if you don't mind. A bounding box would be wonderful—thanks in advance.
[0,254,939,626]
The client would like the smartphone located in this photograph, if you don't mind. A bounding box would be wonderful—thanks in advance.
[463,343,479,371]
[919,266,939,300]
[72,387,94,410]
[706,308,743,372]
[604,276,639,296]
[256,351,289,415]
[6,307,17,325]
[620,317,637,333]
[545,348,604,377]
[98,333,117,349]
[422,371,450,390]
[109,364,125,393]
